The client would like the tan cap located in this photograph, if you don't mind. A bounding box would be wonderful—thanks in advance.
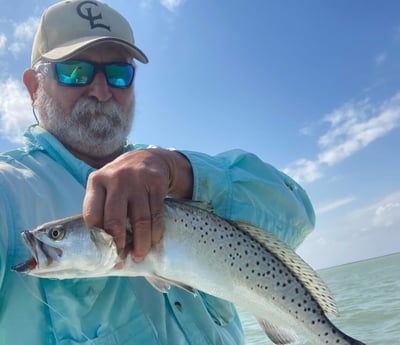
[31,0,148,66]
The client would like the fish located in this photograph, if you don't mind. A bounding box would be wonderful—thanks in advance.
[12,198,366,345]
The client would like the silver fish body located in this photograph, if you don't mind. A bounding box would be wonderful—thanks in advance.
[13,199,366,345]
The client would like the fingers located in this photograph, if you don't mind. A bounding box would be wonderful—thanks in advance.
[83,173,106,228]
[104,193,128,255]
[128,189,165,262]
[83,171,127,253]
[128,196,151,262]
[82,150,171,261]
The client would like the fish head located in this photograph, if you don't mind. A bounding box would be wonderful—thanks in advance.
[13,215,119,278]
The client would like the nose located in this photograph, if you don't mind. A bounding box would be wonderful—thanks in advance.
[87,71,112,102]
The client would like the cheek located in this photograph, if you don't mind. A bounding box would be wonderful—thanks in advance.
[114,90,135,115]
[45,80,84,113]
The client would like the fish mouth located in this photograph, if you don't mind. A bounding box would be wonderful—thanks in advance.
[12,231,62,273]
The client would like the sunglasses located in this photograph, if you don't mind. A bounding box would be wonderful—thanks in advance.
[35,60,135,88]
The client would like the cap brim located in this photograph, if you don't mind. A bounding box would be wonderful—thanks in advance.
[41,36,149,64]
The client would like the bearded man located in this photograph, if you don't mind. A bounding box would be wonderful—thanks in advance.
[0,1,315,344]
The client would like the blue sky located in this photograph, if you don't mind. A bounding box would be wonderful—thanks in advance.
[0,0,399,269]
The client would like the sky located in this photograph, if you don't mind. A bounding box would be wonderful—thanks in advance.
[0,0,399,269]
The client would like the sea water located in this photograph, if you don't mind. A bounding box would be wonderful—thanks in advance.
[239,253,400,345]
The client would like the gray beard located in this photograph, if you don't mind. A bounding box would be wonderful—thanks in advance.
[34,87,133,158]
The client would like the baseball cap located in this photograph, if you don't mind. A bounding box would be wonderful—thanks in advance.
[31,0,148,66]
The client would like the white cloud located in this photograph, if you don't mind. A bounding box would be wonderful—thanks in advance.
[285,93,400,184]
[284,158,322,184]
[160,0,185,11]
[139,0,153,9]
[13,17,39,41]
[0,33,6,55]
[139,0,185,11]
[333,191,400,240]
[9,42,26,55]
[0,78,33,143]
[0,17,39,56]
[315,196,356,215]
[298,191,400,268]
[9,16,39,56]
[364,193,400,229]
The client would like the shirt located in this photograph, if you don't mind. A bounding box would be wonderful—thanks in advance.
[0,125,315,345]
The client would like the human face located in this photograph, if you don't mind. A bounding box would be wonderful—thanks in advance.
[33,43,135,162]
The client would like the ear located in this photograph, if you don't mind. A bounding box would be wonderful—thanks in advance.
[23,69,39,105]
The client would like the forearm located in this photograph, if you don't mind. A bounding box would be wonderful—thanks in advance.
[180,149,315,249]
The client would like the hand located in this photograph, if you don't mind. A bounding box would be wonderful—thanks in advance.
[82,149,193,261]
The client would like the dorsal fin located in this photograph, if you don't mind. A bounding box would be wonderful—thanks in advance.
[167,198,214,213]
[233,221,338,316]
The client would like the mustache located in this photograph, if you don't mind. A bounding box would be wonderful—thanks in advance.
[72,97,123,118]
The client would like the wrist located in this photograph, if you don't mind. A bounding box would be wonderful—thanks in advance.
[167,150,194,199]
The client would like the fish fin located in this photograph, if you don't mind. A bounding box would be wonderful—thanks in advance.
[167,198,214,213]
[146,275,198,296]
[146,276,171,293]
[233,221,338,316]
[256,317,298,344]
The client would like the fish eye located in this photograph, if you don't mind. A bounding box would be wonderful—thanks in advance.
[48,226,65,241]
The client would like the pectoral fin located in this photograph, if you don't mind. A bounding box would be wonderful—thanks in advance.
[146,275,197,296]
[256,317,298,344]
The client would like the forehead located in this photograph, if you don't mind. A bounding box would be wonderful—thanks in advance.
[72,42,134,63]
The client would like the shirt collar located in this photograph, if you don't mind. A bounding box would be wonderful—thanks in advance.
[23,125,134,187]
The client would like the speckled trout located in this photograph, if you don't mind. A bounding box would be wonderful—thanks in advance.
[13,199,365,345]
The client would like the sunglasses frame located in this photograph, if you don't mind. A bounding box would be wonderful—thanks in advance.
[34,59,136,89]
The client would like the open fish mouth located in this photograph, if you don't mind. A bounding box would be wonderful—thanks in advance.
[12,231,62,273]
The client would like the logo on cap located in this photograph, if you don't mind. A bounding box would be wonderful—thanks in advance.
[77,0,111,31]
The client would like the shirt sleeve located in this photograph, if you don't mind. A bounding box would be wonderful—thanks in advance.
[0,191,10,288]
[181,149,315,249]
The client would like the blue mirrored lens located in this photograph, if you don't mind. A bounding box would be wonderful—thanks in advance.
[55,61,135,88]
[105,63,135,87]
[56,61,94,85]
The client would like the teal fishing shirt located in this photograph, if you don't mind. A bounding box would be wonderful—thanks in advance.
[0,125,315,345]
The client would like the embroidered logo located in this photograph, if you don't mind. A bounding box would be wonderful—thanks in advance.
[76,0,111,31]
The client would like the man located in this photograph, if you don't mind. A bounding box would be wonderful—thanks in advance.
[0,1,315,344]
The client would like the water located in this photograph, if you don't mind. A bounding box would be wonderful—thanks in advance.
[239,253,400,345]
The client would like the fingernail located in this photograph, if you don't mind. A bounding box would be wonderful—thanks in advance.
[132,254,144,263]
[114,261,125,270]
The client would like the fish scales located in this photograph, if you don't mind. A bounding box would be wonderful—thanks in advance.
[12,199,366,345]
[161,200,363,345]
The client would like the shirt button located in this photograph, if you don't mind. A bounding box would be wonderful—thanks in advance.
[174,301,182,312]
